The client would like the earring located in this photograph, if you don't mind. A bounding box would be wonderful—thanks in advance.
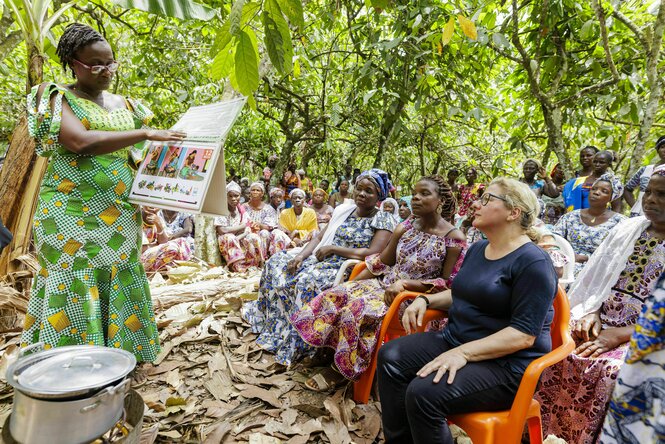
[437,203,443,214]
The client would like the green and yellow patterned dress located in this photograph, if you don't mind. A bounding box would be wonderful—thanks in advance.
[21,83,160,362]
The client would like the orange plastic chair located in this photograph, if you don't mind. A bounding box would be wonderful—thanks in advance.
[352,281,574,444]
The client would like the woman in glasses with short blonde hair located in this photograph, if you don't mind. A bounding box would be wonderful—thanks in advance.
[377,178,558,444]
[22,23,185,362]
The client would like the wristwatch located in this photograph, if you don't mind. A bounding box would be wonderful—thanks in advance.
[416,295,430,307]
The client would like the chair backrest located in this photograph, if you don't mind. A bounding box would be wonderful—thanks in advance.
[551,233,575,285]
[333,259,362,285]
[549,284,571,350]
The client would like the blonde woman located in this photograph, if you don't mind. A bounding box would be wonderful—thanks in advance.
[377,178,558,444]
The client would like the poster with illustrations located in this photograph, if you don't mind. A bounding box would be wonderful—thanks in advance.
[129,98,246,216]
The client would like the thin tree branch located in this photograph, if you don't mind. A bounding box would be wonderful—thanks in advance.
[611,9,650,52]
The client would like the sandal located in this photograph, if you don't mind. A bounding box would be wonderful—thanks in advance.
[304,366,348,392]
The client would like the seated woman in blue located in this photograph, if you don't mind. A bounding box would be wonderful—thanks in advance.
[377,178,558,444]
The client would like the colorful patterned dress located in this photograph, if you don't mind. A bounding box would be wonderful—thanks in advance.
[600,272,665,444]
[552,210,627,276]
[291,219,467,380]
[536,230,665,443]
[214,207,263,272]
[242,211,396,366]
[141,211,194,272]
[242,203,290,258]
[21,83,160,362]
[456,183,485,217]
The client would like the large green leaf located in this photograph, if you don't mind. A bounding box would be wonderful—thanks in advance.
[229,0,245,35]
[113,0,216,20]
[209,41,235,80]
[234,29,259,95]
[275,0,304,29]
[263,0,293,74]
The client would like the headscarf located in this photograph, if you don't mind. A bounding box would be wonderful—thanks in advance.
[250,181,265,193]
[313,187,329,201]
[593,173,624,202]
[269,187,284,197]
[380,198,400,219]
[355,168,393,201]
[399,196,412,210]
[226,181,241,194]
[550,163,560,178]
[524,158,542,170]
[289,188,306,199]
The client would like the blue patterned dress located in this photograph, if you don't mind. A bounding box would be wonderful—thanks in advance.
[552,210,627,276]
[242,211,395,366]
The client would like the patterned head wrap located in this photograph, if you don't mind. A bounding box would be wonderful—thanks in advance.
[269,187,284,197]
[289,188,306,199]
[355,168,393,201]
[593,173,624,202]
[653,164,665,177]
[250,181,265,194]
[313,188,329,201]
[226,181,241,194]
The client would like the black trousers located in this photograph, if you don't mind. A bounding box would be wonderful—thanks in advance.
[377,331,523,444]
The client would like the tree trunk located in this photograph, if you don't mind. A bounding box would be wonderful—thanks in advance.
[418,123,426,176]
[627,1,665,177]
[374,99,405,168]
[0,43,46,276]
[541,105,573,175]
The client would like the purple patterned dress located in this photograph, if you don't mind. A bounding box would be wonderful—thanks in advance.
[535,229,665,444]
[291,219,467,380]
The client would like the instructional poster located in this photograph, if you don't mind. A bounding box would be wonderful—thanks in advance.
[129,98,246,216]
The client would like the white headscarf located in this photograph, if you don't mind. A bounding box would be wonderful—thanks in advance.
[380,198,400,219]
[226,181,241,194]
[289,188,306,199]
[250,181,265,193]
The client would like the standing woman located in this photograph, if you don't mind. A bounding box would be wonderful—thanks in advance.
[623,136,665,217]
[292,176,467,388]
[563,150,617,212]
[398,196,413,222]
[21,24,185,361]
[576,145,599,177]
[243,182,291,258]
[456,167,485,218]
[309,188,333,232]
[520,159,559,198]
[541,163,566,225]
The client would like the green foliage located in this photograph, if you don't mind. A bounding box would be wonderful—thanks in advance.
[112,0,216,20]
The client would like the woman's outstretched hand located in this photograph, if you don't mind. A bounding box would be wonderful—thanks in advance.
[146,129,187,142]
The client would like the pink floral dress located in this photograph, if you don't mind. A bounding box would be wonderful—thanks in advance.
[535,230,665,444]
[290,219,467,380]
[214,207,263,272]
[242,203,291,258]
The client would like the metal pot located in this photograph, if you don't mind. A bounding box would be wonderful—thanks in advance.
[6,343,136,444]
[10,379,131,444]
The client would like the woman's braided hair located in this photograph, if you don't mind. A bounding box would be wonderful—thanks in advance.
[56,23,106,76]
[420,175,457,223]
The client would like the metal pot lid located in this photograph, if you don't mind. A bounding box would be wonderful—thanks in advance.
[10,345,136,397]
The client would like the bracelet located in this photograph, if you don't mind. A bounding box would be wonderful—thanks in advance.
[416,295,430,307]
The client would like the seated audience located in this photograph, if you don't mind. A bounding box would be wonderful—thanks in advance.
[242,182,290,258]
[278,188,318,247]
[600,272,665,444]
[215,182,264,272]
[291,176,466,389]
[553,173,626,276]
[377,178,557,444]
[141,207,194,272]
[536,166,665,443]
[379,197,400,224]
[242,170,396,366]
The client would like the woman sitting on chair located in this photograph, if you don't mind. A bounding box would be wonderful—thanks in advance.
[291,175,466,390]
[536,166,665,444]
[278,188,318,248]
[242,170,396,367]
[552,173,626,277]
[377,178,558,444]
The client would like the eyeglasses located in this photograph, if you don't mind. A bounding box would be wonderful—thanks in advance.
[72,59,120,75]
[478,192,510,206]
